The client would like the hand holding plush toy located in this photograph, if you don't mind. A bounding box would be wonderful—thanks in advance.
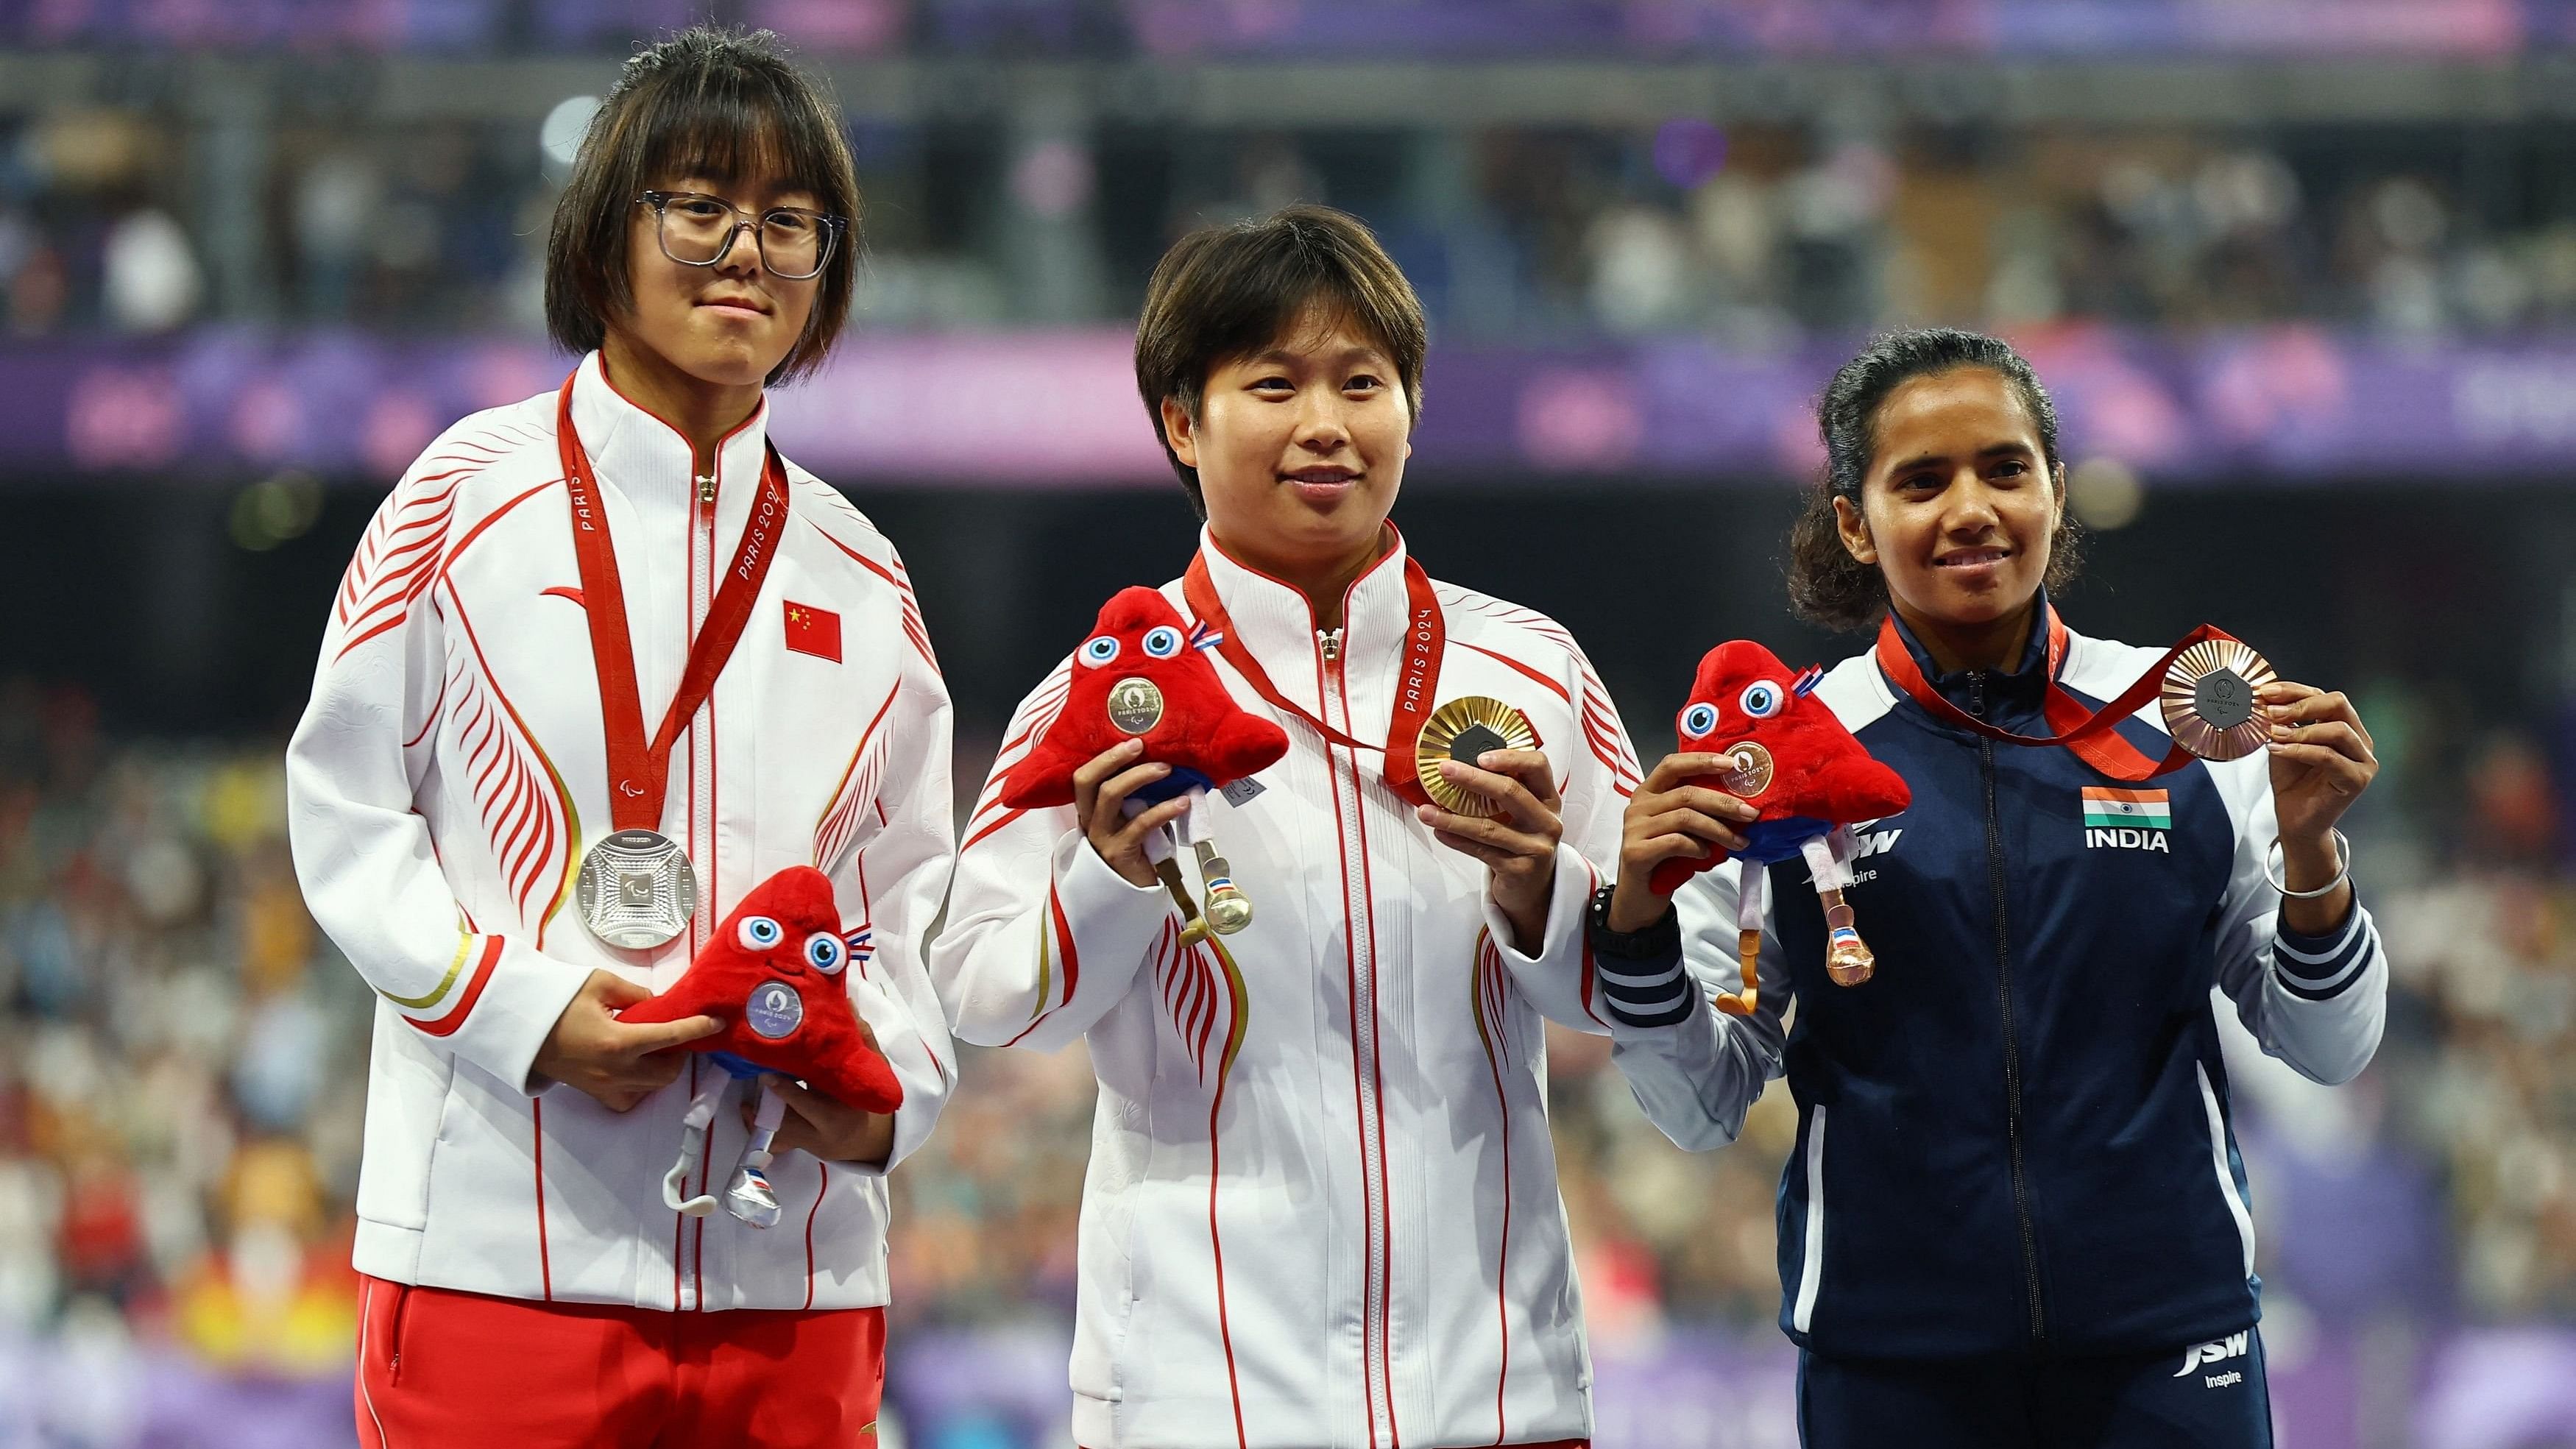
[618,865,899,1227]
[1655,641,1911,1016]
[999,587,1289,941]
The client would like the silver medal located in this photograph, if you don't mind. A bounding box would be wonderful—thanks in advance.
[746,979,804,1041]
[575,828,700,949]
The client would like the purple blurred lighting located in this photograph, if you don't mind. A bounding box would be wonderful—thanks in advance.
[1653,118,1727,190]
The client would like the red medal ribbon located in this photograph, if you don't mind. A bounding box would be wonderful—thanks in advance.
[1872,606,2241,783]
[1181,537,1446,808]
[556,372,792,832]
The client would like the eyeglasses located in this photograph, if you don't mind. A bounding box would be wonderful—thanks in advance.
[637,190,847,281]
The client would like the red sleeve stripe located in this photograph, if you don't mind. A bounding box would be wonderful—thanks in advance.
[405,935,504,1037]
[1457,641,1571,705]
[960,807,1027,854]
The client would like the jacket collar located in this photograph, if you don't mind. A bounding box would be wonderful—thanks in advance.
[1886,587,2059,720]
[1192,522,1415,729]
[565,350,774,516]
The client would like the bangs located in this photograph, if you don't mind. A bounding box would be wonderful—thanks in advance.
[625,65,853,214]
[1225,282,1406,372]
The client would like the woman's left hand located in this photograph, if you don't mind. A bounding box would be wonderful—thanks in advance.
[741,1019,897,1168]
[1418,748,1563,956]
[2262,681,2377,844]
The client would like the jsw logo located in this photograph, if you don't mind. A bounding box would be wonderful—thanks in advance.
[2174,1330,2250,1378]
[1848,826,1903,860]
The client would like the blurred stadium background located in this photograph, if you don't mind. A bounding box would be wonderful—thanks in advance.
[4,3,2576,1445]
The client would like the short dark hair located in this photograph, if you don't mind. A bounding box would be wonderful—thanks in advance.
[544,26,860,386]
[1133,205,1428,516]
[1787,327,2083,631]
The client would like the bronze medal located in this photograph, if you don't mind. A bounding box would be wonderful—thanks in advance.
[1415,695,1538,818]
[2160,639,2277,762]
[1718,740,1774,798]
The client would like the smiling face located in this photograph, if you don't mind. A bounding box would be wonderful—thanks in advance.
[1161,305,1414,591]
[616,172,825,392]
[1834,366,2064,637]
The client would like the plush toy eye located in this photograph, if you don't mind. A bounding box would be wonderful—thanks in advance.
[737,915,783,950]
[1080,635,1121,667]
[804,932,846,975]
[1680,702,1720,738]
[1141,626,1182,659]
[1740,681,1785,719]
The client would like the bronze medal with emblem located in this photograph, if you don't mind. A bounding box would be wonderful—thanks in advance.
[576,827,701,949]
[1415,695,1539,818]
[1717,740,1774,798]
[1107,676,1166,735]
[2160,639,2277,762]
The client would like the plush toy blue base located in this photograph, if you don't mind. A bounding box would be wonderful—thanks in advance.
[1130,765,1216,807]
[1740,816,1830,865]
[709,1051,774,1080]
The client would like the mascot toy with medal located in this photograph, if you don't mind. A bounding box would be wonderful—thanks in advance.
[1000,587,1291,943]
[618,866,902,1228]
[1650,640,1914,1016]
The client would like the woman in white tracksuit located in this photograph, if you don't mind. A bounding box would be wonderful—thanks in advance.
[933,205,1638,1449]
[286,29,953,1445]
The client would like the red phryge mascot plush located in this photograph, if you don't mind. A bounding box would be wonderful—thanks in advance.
[619,865,901,1227]
[999,587,1288,940]
[1652,640,1911,1016]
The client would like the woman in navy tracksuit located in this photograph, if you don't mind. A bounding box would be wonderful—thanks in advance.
[1587,329,2386,1447]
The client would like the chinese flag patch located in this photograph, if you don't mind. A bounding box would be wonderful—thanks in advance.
[783,601,842,663]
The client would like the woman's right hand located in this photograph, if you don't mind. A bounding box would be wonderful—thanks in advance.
[1606,753,1762,933]
[1074,737,1191,888]
[534,970,720,1112]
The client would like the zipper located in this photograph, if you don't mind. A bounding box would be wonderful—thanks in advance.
[1320,626,1390,1440]
[1970,670,2046,1342]
[679,453,718,1314]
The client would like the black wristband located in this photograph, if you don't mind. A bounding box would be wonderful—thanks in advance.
[1588,881,1679,958]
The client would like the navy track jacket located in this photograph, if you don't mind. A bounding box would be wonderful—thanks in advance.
[1599,607,2388,1359]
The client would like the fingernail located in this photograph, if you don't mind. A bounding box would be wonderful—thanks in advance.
[2271,724,2290,740]
[1478,751,1501,768]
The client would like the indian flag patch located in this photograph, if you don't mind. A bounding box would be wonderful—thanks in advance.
[2082,787,2170,830]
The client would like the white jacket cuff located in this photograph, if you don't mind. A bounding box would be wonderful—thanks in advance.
[1050,826,1182,964]
[451,939,595,1097]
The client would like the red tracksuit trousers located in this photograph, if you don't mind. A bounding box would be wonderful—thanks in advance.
[354,1275,885,1448]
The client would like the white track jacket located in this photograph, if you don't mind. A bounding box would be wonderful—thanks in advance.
[286,352,957,1313]
[932,530,1642,1449]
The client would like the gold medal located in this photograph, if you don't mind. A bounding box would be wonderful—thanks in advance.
[1718,740,1774,798]
[1107,676,1165,734]
[2160,639,2276,762]
[575,828,700,949]
[1415,695,1538,818]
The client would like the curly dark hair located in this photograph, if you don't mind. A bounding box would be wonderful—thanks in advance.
[1787,327,2084,632]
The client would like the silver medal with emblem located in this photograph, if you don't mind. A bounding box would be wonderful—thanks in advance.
[575,828,700,949]
[745,979,804,1040]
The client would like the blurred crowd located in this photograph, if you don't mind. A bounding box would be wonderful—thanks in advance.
[10,91,2576,347]
[0,662,2569,1441]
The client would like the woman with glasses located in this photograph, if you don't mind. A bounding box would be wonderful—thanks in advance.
[286,27,955,1446]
